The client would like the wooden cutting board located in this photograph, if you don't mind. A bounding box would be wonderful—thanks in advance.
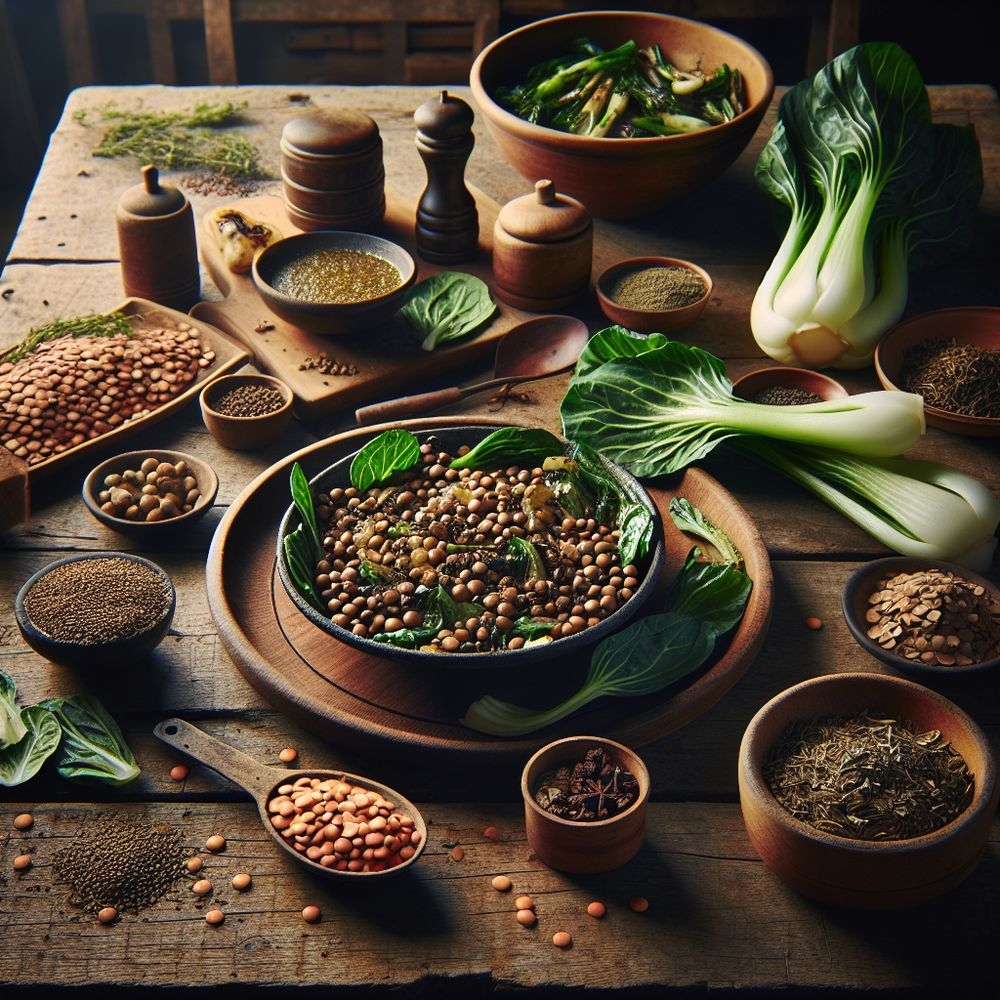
[191,186,537,422]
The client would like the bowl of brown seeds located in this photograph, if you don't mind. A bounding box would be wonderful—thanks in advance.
[251,230,417,336]
[842,556,1000,677]
[200,373,294,451]
[14,552,176,669]
[738,671,999,909]
[82,448,219,537]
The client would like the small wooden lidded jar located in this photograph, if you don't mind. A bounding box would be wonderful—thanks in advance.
[116,164,200,311]
[280,111,386,232]
[492,179,592,311]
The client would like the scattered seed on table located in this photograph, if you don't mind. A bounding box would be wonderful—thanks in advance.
[186,856,204,874]
[514,895,535,911]
[629,896,649,913]
[805,616,824,630]
[491,874,512,892]
[516,908,537,927]
[483,826,498,840]
[192,879,213,896]
[450,845,465,861]
[205,909,225,926]
[97,907,118,925]
[169,764,189,782]
[302,905,322,923]
[205,834,227,853]
[13,854,32,871]
[278,747,299,764]
[231,872,252,892]
[587,901,607,919]
[552,931,573,948]
[13,813,33,831]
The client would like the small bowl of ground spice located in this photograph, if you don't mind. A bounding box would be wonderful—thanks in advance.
[738,671,999,909]
[732,366,849,405]
[83,448,219,537]
[595,256,712,335]
[14,552,176,669]
[252,230,417,336]
[874,306,1000,437]
[842,556,1000,677]
[521,735,650,874]
[200,373,294,450]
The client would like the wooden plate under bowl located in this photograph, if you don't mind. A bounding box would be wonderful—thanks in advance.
[205,417,774,774]
[875,306,1000,437]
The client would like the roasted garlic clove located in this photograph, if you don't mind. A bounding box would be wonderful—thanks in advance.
[209,208,281,273]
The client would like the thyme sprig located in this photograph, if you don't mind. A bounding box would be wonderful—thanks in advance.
[75,101,266,177]
[1,312,136,364]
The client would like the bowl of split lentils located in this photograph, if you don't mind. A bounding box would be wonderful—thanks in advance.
[14,552,176,669]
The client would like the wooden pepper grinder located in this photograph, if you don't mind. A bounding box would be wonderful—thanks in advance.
[116,164,200,311]
[414,90,478,264]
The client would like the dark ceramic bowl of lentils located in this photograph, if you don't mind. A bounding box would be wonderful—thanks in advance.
[14,552,176,669]
[842,556,1000,677]
[200,373,294,451]
[276,423,665,669]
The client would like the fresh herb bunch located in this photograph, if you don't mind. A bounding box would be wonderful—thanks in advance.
[1,311,135,364]
[77,101,266,176]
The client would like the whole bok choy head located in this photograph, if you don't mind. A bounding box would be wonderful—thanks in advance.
[750,42,982,370]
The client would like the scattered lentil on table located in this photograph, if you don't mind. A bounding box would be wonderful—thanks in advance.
[0,321,215,465]
[231,872,252,892]
[210,382,286,418]
[13,813,34,831]
[608,264,706,311]
[864,567,1000,666]
[24,556,173,644]
[301,904,322,923]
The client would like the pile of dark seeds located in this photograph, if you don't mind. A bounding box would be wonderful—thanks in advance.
[54,820,191,914]
[313,439,641,653]
[211,382,286,417]
[24,555,173,644]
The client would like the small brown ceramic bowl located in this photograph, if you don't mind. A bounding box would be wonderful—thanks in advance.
[521,736,650,874]
[14,552,176,669]
[595,256,713,334]
[842,556,1000,678]
[732,366,849,403]
[738,672,999,909]
[200,373,294,451]
[874,306,1000,437]
[82,448,218,537]
[470,10,774,220]
[252,230,417,336]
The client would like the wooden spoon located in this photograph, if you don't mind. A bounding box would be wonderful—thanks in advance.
[354,314,589,424]
[154,717,427,879]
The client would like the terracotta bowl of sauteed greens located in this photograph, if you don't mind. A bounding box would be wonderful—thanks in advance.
[276,424,664,669]
[738,672,999,909]
[251,230,417,336]
[469,10,774,219]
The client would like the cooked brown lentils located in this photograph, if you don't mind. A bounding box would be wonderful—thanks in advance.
[311,438,642,654]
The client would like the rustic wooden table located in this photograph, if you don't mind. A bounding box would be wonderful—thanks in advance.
[2,83,999,998]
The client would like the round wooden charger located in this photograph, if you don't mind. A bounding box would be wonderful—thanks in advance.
[206,418,773,772]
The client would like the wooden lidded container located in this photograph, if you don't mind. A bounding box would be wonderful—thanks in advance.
[116,164,200,311]
[280,111,385,232]
[492,179,592,311]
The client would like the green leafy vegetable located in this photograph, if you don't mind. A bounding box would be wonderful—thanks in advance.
[1,669,28,749]
[669,497,743,569]
[39,694,141,786]
[664,552,753,639]
[399,272,497,351]
[449,427,564,470]
[561,328,926,477]
[350,429,422,492]
[505,535,548,582]
[750,42,983,369]
[284,462,325,612]
[0,705,62,787]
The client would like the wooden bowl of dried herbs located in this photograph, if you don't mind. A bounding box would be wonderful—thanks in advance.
[738,672,998,909]
[875,306,1000,437]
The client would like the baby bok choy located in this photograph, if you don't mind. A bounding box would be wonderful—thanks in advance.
[559,327,1000,570]
[750,42,982,369]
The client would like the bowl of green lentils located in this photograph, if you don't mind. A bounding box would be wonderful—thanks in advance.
[200,373,294,450]
[15,552,176,669]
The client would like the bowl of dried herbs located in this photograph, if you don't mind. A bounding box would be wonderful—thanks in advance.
[738,672,998,909]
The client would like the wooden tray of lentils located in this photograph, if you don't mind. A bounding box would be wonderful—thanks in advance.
[205,416,774,773]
